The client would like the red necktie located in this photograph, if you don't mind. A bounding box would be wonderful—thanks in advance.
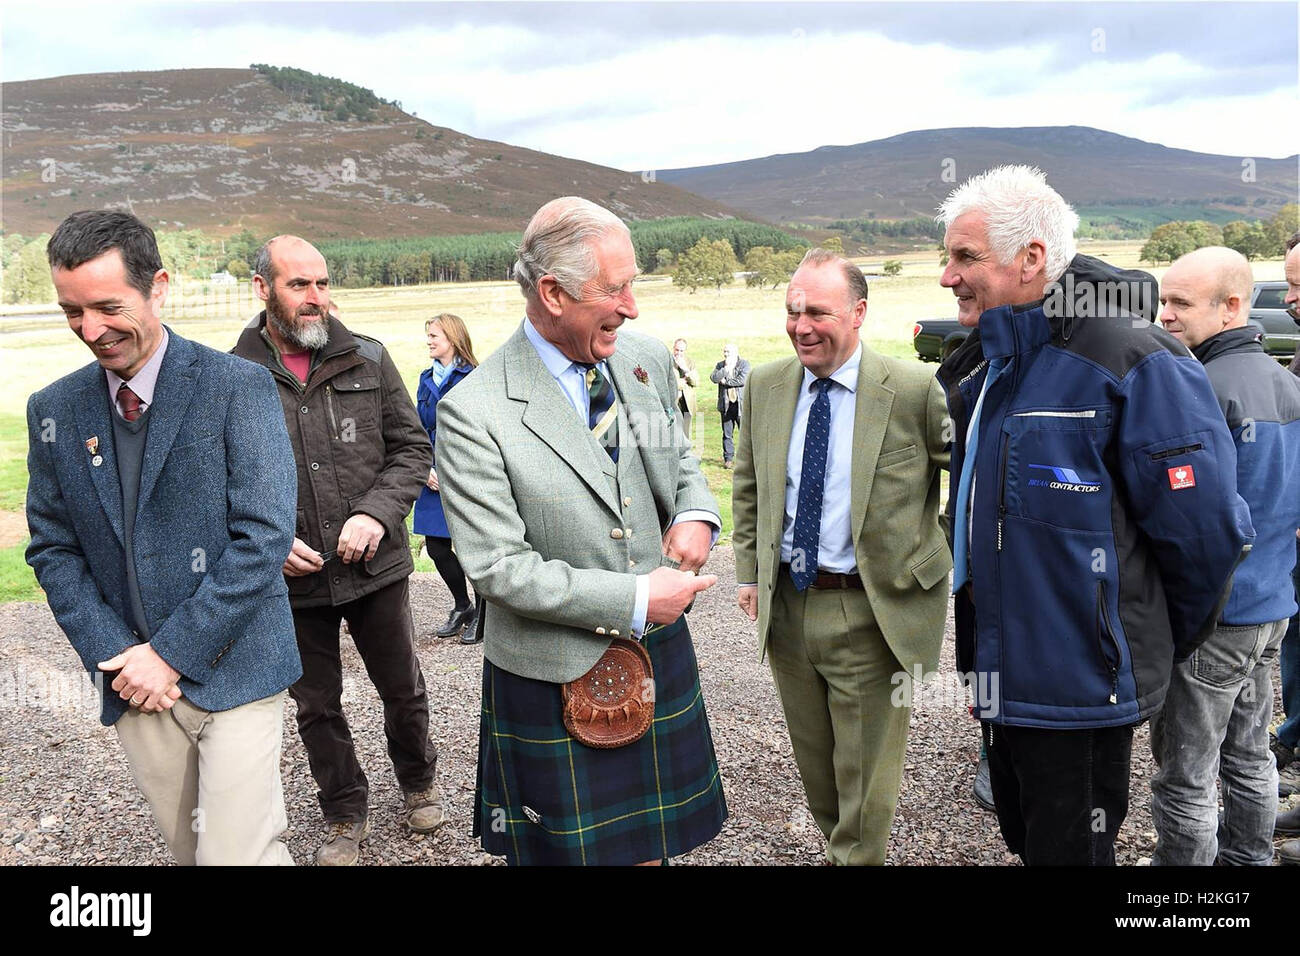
[117,383,142,423]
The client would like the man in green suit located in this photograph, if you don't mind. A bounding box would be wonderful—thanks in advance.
[732,248,951,864]
[435,197,727,865]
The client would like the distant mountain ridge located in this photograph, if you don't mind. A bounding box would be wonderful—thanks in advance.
[657,126,1299,224]
[0,67,741,238]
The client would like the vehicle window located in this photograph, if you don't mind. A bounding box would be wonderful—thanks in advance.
[1254,287,1288,310]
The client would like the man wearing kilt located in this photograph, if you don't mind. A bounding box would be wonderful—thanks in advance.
[435,197,727,865]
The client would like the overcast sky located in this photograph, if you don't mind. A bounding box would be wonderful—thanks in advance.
[2,1,1297,171]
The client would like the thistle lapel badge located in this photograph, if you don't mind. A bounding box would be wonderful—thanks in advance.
[632,365,649,385]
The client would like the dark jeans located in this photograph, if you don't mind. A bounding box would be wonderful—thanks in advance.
[425,535,471,610]
[290,576,437,822]
[721,407,740,462]
[983,720,1134,865]
[1280,541,1300,750]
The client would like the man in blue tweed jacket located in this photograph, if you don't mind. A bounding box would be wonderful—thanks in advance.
[25,210,302,865]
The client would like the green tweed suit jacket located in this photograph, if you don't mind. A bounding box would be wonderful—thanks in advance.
[436,322,719,684]
[731,345,953,675]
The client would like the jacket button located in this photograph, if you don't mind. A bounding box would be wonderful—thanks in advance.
[596,626,606,635]
[353,383,360,388]
[629,559,636,567]
[323,521,330,529]
[624,529,632,539]
[311,462,320,471]
[301,406,309,414]
[610,629,620,637]
[610,528,624,539]
[333,576,341,585]
[623,496,632,506]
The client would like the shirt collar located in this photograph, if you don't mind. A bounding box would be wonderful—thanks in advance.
[801,340,862,394]
[106,327,170,409]
[523,315,604,379]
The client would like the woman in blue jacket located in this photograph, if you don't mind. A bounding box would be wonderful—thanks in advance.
[414,313,479,641]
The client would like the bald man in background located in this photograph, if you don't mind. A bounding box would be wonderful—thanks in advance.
[231,236,442,866]
[1151,246,1300,865]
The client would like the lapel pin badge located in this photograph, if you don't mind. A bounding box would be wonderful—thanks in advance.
[85,436,103,467]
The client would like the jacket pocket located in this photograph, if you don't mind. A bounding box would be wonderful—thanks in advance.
[1000,407,1113,531]
[910,544,953,590]
[876,444,917,470]
[329,375,381,434]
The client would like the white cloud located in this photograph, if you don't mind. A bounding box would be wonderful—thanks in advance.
[1,3,1295,171]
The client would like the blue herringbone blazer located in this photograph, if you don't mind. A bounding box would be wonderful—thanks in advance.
[25,330,302,725]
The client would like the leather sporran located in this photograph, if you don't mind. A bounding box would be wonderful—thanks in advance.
[562,638,654,748]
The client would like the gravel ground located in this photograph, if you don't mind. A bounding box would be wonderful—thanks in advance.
[0,546,1291,866]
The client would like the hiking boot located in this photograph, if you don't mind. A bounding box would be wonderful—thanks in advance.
[1276,803,1300,837]
[316,816,370,867]
[1280,761,1300,799]
[403,786,449,833]
[1271,734,1296,771]
[1279,839,1300,865]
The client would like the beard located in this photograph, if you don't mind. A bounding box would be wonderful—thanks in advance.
[266,287,331,351]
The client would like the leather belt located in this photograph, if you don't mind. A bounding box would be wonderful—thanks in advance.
[779,563,863,590]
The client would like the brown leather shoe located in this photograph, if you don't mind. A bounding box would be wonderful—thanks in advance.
[316,816,370,866]
[403,787,449,833]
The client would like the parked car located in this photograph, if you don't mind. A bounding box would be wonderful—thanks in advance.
[912,319,969,362]
[1248,280,1299,364]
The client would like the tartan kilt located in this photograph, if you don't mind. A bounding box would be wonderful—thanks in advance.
[473,617,728,865]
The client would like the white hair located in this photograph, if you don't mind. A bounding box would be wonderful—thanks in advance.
[937,165,1079,283]
[513,196,630,299]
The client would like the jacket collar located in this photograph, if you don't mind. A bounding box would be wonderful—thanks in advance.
[977,300,1051,362]
[1191,325,1263,364]
[76,328,200,549]
[233,311,359,367]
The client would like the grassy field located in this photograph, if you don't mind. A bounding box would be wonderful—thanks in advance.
[1,239,1289,601]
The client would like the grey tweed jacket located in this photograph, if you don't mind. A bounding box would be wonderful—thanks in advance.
[435,323,718,683]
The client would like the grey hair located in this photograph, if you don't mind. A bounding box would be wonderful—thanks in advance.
[253,236,281,285]
[513,197,630,299]
[798,248,869,305]
[1286,230,1300,253]
[937,165,1079,283]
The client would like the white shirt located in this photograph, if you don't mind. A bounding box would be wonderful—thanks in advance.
[522,318,719,636]
[779,341,862,574]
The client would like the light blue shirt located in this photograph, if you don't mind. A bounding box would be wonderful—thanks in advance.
[779,341,862,574]
[522,318,719,637]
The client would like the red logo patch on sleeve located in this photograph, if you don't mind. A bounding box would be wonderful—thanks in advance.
[1167,465,1196,490]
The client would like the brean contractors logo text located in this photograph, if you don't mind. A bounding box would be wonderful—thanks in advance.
[1027,463,1102,494]
[49,886,151,936]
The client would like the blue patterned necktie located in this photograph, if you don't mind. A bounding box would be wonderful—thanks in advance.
[952,357,1008,592]
[579,363,619,462]
[790,378,832,591]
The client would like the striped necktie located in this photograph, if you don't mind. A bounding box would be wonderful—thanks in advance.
[579,363,619,462]
[116,383,143,423]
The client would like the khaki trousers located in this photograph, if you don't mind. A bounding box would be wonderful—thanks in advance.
[767,575,910,865]
[115,691,294,866]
